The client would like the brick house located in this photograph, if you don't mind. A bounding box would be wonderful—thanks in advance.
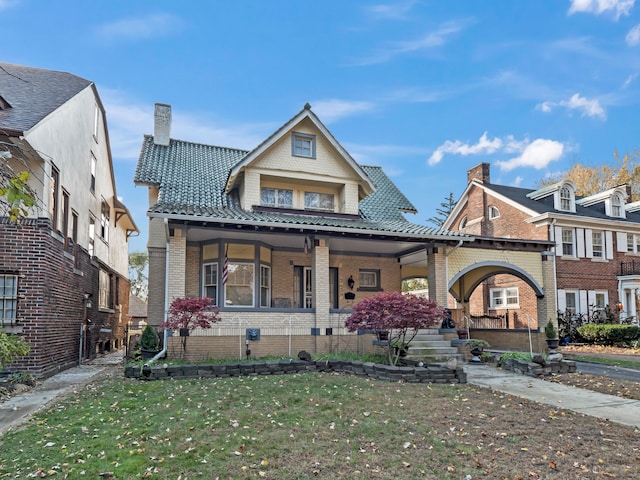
[134,103,476,360]
[0,63,137,377]
[444,162,640,329]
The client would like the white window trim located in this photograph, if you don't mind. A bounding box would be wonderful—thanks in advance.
[488,205,500,219]
[224,261,255,308]
[489,287,520,309]
[202,262,218,305]
[0,274,18,325]
[260,264,271,308]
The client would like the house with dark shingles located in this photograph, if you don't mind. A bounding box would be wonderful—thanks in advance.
[134,104,487,360]
[444,163,640,328]
[0,63,137,377]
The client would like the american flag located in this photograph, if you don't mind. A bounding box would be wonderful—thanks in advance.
[222,246,229,285]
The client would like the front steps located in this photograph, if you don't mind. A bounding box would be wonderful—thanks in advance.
[404,328,464,365]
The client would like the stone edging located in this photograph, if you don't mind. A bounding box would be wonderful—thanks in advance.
[125,359,467,384]
[501,358,577,377]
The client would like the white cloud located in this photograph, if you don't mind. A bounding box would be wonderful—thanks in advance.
[496,139,565,172]
[101,89,271,160]
[626,24,640,45]
[537,93,606,120]
[568,0,635,19]
[0,0,19,10]
[95,13,185,41]
[352,20,468,66]
[364,0,418,20]
[428,132,503,166]
[512,176,524,187]
[622,73,638,88]
[311,99,375,123]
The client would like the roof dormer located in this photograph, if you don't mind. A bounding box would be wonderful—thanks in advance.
[527,180,576,213]
[576,186,628,219]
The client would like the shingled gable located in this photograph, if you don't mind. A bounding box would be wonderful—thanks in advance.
[224,103,375,198]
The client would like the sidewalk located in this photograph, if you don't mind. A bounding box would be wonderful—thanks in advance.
[465,363,640,428]
[0,351,123,435]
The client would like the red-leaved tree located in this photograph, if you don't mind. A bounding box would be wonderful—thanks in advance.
[162,297,222,358]
[344,291,445,365]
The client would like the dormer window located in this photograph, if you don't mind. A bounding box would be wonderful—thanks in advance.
[292,132,316,158]
[612,193,623,217]
[261,188,293,208]
[560,186,572,211]
[488,205,500,219]
[304,192,334,211]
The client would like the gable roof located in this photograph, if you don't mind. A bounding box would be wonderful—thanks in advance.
[0,63,92,134]
[225,104,375,197]
[134,132,464,240]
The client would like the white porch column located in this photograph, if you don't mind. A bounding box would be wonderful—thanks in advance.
[632,288,638,322]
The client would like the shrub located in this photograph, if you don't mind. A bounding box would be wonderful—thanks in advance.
[545,319,558,339]
[139,325,160,351]
[162,297,222,358]
[0,329,30,369]
[577,324,640,345]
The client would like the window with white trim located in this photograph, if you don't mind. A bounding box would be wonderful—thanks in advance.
[594,291,607,309]
[88,216,95,256]
[0,274,18,326]
[225,262,254,307]
[100,200,110,243]
[488,205,500,219]
[628,233,638,253]
[562,228,575,256]
[358,269,381,291]
[459,216,467,229]
[592,231,603,258]
[202,263,218,304]
[90,154,96,193]
[99,269,111,309]
[292,132,316,158]
[260,188,293,208]
[260,265,271,307]
[560,186,572,211]
[490,287,519,308]
[304,192,334,211]
[612,193,623,217]
[565,291,577,314]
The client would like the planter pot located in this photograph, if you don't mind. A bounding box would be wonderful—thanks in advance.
[179,328,190,337]
[140,349,159,360]
[457,330,468,340]
[546,338,560,354]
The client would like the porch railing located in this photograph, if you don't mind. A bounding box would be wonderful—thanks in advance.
[620,260,640,276]
[470,314,508,329]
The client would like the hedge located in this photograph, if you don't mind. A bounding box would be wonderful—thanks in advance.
[576,324,640,345]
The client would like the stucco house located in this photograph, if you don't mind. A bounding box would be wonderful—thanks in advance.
[0,63,137,377]
[444,163,640,329]
[134,103,484,360]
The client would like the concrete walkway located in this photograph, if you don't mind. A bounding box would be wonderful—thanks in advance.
[465,363,640,429]
[0,351,123,435]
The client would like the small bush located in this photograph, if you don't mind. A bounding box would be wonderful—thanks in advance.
[577,324,640,345]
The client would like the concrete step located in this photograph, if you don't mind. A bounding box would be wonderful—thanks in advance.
[410,340,453,348]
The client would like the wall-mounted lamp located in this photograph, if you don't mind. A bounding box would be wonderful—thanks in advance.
[347,275,355,290]
[83,292,93,309]
[616,302,624,312]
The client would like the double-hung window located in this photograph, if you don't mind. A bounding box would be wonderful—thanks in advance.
[225,262,254,307]
[260,265,271,307]
[100,200,110,243]
[99,269,111,309]
[592,231,603,258]
[490,287,519,308]
[562,228,574,257]
[0,274,18,327]
[612,194,622,217]
[560,187,572,211]
[202,263,218,304]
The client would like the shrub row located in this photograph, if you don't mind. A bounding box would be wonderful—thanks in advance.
[576,324,640,345]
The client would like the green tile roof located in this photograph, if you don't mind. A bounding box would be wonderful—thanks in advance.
[135,136,465,239]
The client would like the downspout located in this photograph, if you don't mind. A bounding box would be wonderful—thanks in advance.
[144,218,171,367]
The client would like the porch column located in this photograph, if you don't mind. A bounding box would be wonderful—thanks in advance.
[313,239,330,338]
[427,245,447,306]
[632,288,638,321]
[167,227,187,304]
[537,251,558,329]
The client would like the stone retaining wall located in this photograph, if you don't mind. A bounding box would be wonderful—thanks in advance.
[125,359,467,384]
[501,358,577,377]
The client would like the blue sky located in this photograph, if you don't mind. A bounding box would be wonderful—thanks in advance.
[3,0,640,252]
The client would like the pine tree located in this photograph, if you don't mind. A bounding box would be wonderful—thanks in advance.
[427,192,457,228]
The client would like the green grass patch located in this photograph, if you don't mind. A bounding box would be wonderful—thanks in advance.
[562,354,640,368]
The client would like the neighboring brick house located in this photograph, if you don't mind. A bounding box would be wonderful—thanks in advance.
[0,63,138,377]
[134,103,476,360]
[444,162,640,328]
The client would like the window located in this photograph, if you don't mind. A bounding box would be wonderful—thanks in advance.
[71,211,78,244]
[490,287,519,308]
[62,190,70,239]
[260,188,293,208]
[562,228,574,256]
[628,234,637,253]
[565,291,577,314]
[88,216,95,256]
[292,132,316,158]
[329,267,338,309]
[459,216,467,229]
[202,263,218,304]
[488,206,500,219]
[358,269,381,291]
[594,292,607,309]
[560,186,572,211]
[90,154,96,193]
[612,194,622,217]
[304,192,334,211]
[293,266,313,308]
[260,265,271,307]
[99,269,111,309]
[50,165,59,230]
[100,200,110,242]
[592,231,603,258]
[225,262,254,307]
[93,105,99,142]
[0,274,18,326]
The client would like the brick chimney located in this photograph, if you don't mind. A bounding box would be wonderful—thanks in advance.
[467,162,490,184]
[153,103,172,146]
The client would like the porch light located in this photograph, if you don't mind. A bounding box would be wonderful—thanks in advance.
[347,275,355,290]
[616,302,624,312]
